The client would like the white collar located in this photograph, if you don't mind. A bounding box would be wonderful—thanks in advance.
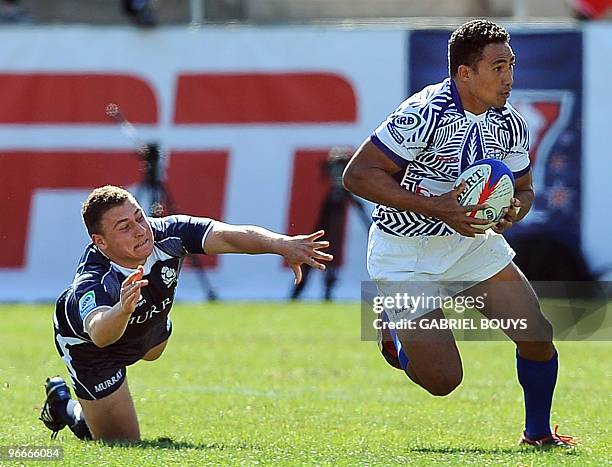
[464,110,487,122]
[110,245,173,276]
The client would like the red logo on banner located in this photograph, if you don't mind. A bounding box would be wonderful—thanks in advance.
[0,72,357,269]
[174,73,357,124]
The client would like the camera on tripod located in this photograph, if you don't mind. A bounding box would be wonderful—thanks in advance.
[107,104,218,301]
[324,147,352,190]
[137,142,167,217]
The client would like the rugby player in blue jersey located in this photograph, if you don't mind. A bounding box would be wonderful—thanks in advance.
[40,185,332,441]
[343,20,575,447]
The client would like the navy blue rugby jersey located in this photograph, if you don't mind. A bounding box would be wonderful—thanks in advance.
[53,215,214,360]
[371,78,531,237]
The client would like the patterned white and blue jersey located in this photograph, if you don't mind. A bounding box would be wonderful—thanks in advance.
[53,215,214,364]
[371,78,531,237]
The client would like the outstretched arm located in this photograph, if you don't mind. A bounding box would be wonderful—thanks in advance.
[203,223,333,284]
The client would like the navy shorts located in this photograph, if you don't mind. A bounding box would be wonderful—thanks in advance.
[54,319,172,400]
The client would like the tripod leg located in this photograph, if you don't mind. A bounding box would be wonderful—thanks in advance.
[324,265,337,301]
[188,254,218,302]
[290,265,312,300]
[153,179,218,301]
[348,195,372,230]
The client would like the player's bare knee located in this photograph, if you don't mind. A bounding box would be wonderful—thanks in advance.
[426,376,462,397]
[91,423,140,443]
[514,313,553,344]
[528,309,553,342]
[517,340,555,361]
[422,369,463,396]
[540,318,554,342]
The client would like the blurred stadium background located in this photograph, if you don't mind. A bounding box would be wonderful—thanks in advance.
[0,0,610,301]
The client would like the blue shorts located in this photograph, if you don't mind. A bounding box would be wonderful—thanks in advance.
[53,290,173,400]
[54,322,171,400]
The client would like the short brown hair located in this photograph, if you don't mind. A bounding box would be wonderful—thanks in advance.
[448,19,510,77]
[82,185,135,236]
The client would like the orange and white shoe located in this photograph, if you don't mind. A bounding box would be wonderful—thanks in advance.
[519,425,577,448]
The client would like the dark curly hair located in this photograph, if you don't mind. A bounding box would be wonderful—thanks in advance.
[448,19,510,77]
[82,185,136,236]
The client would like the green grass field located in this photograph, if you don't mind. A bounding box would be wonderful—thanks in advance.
[1,302,609,466]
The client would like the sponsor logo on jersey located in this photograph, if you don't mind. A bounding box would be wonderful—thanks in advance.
[435,155,459,163]
[161,266,177,287]
[129,297,173,325]
[94,368,123,393]
[78,290,97,319]
[484,149,507,161]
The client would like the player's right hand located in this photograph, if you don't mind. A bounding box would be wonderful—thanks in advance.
[280,230,334,285]
[426,181,491,237]
[120,265,148,315]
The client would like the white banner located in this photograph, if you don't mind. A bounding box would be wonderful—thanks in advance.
[0,26,406,301]
[583,24,612,279]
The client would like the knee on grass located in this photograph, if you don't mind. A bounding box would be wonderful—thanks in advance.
[93,430,141,443]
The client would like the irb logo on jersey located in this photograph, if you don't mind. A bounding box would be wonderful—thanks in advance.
[78,291,97,319]
[387,110,424,144]
[391,112,423,131]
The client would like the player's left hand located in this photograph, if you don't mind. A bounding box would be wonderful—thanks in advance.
[492,198,521,234]
[281,230,334,285]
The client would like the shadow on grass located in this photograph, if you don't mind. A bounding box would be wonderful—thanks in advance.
[410,446,578,456]
[103,437,261,451]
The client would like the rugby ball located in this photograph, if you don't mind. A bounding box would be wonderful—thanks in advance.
[454,159,515,230]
